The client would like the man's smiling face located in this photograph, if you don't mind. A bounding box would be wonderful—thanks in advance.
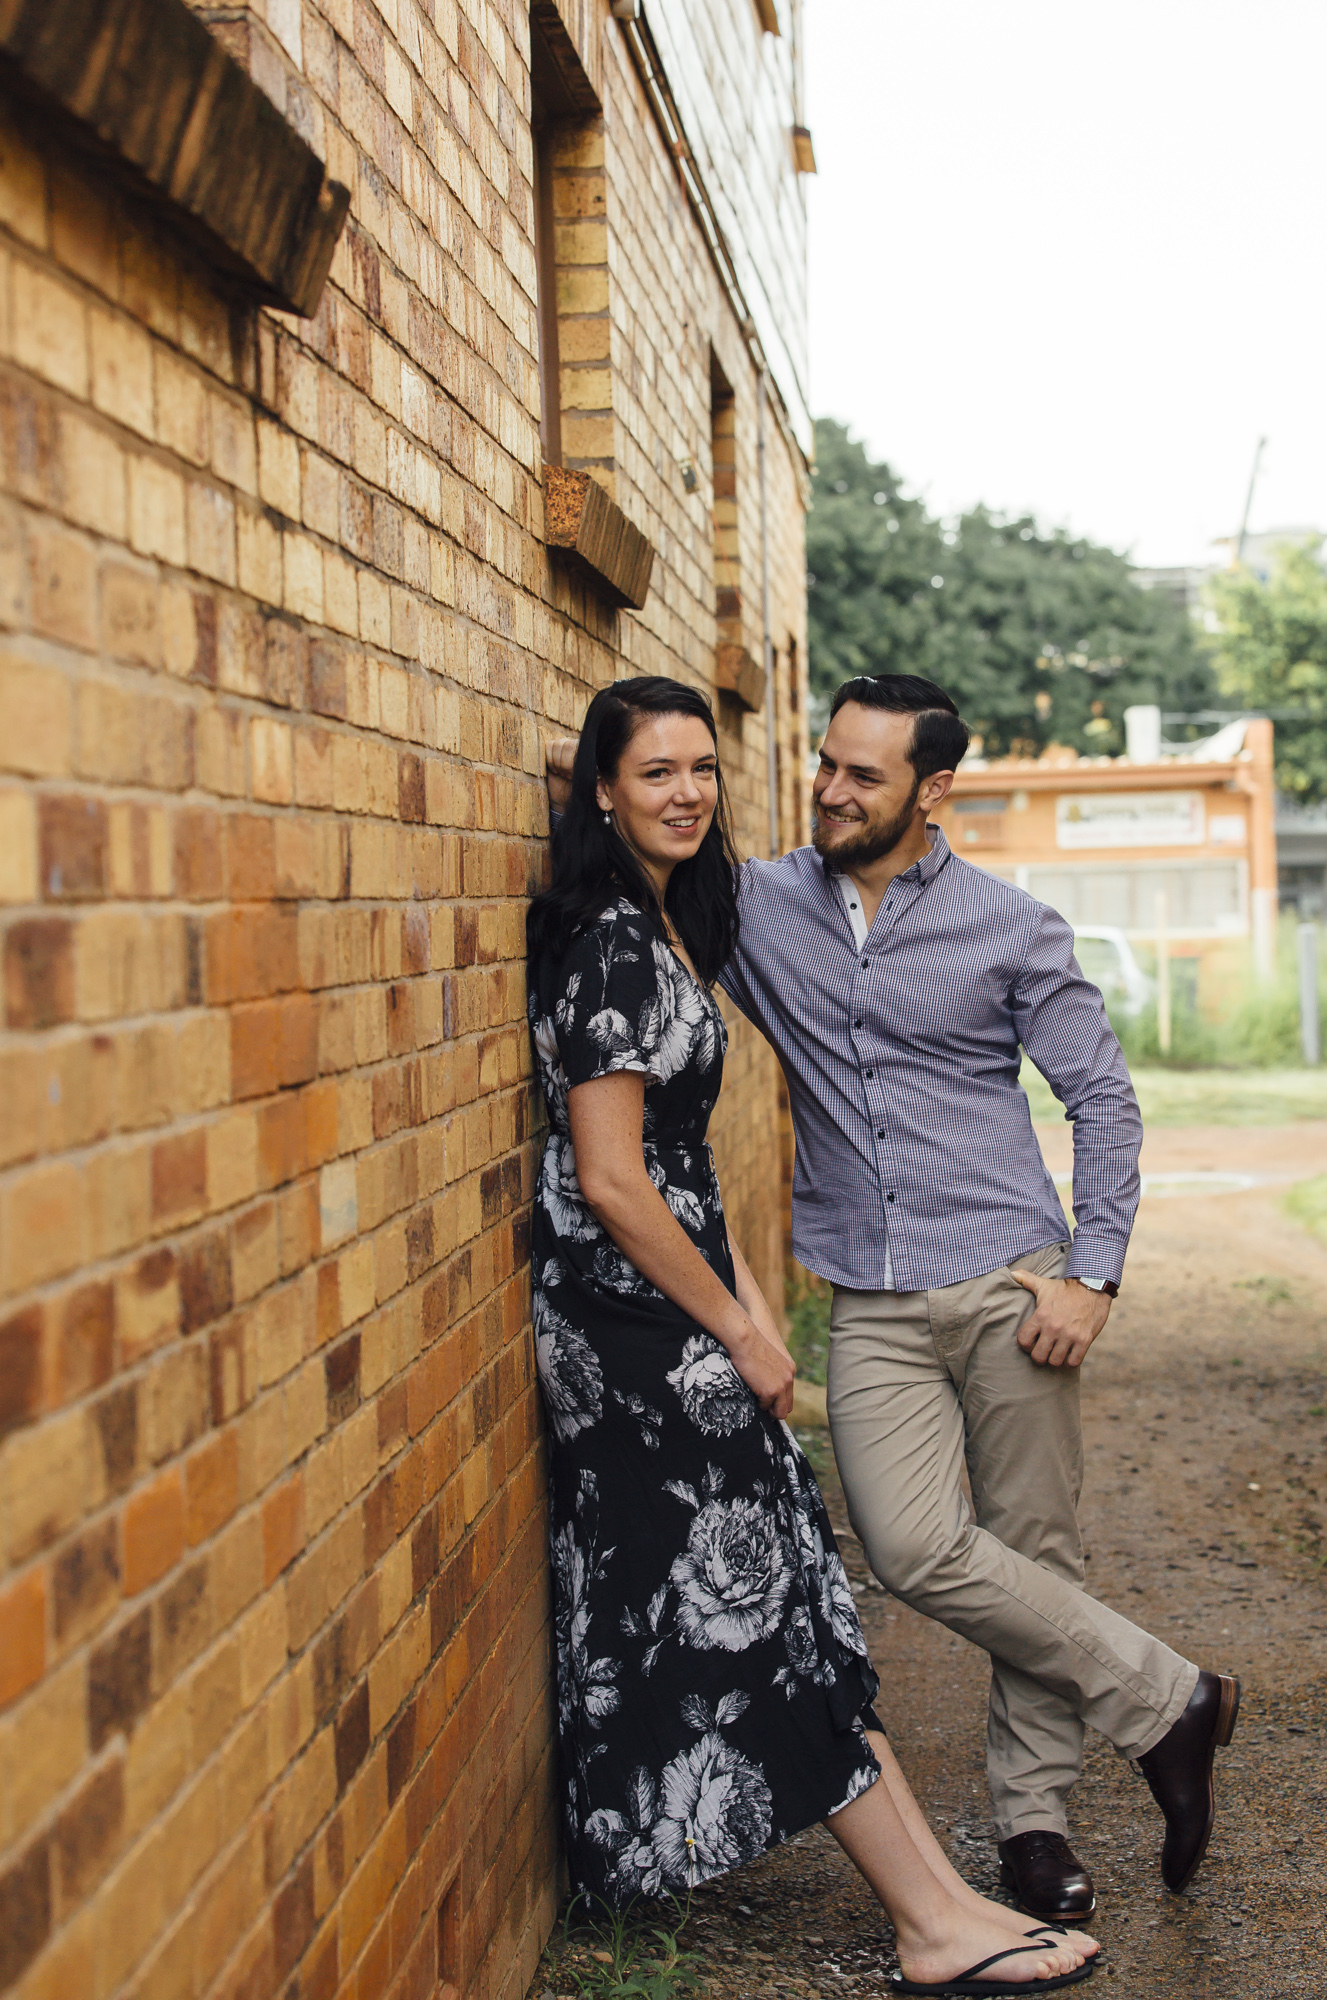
[811,702,929,869]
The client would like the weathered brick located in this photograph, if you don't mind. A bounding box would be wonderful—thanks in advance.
[52,1519,120,1649]
[88,1608,151,1749]
[0,1837,51,1988]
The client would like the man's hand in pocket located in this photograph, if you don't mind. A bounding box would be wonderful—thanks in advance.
[1011,1271,1112,1368]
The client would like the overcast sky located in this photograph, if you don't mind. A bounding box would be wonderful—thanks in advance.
[804,0,1327,568]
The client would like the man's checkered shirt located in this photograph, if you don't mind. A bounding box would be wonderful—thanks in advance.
[717,827,1142,1293]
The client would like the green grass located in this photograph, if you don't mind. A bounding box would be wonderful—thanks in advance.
[538,1897,704,1999]
[1285,1173,1327,1248]
[1021,1063,1327,1127]
[786,1275,832,1388]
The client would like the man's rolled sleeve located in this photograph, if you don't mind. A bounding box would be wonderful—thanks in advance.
[1013,908,1142,1288]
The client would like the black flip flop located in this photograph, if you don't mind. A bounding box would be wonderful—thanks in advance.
[890,1945,1095,1996]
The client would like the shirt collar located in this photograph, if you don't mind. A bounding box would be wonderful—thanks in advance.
[823,822,951,888]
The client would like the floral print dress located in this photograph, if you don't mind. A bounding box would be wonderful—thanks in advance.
[529,900,882,1907]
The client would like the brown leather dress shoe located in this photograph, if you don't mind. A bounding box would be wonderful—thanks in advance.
[997,1831,1097,1924]
[1137,1669,1240,1892]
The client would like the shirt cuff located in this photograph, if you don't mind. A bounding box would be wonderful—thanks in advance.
[1064,1240,1127,1288]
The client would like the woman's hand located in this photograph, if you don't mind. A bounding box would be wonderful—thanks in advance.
[728,1230,796,1363]
[727,1317,796,1421]
[545,736,577,811]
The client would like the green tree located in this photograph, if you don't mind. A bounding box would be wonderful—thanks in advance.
[806,419,1215,753]
[1208,542,1327,802]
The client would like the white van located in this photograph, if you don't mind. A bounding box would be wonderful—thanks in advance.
[1071,926,1154,1018]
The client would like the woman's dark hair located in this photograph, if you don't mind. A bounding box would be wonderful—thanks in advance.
[829,673,970,778]
[527,676,741,986]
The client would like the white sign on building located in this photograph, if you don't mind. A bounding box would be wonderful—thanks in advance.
[1056,791,1206,849]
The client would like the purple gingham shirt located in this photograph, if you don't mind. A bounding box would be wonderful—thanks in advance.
[717,826,1142,1293]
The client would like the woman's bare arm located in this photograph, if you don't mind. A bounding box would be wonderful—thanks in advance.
[568,1070,795,1418]
[727,1229,793,1360]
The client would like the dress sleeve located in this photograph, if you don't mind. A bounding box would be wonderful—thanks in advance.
[554,906,665,1091]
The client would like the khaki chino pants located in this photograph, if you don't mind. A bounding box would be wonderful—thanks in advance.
[827,1243,1198,1837]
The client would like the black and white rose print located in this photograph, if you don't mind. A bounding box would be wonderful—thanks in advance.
[665,1334,754,1437]
[528,901,882,1907]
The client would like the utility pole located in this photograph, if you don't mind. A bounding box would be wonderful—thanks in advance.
[1235,435,1266,565]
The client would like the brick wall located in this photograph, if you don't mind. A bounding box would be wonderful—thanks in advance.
[0,3,810,1997]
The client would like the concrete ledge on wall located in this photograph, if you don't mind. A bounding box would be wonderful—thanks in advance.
[0,0,350,316]
[716,642,765,712]
[544,465,655,611]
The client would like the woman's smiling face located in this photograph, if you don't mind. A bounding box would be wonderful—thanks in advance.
[596,712,718,883]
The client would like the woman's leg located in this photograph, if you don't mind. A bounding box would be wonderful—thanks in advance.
[862,1732,1098,1957]
[824,1763,1091,1989]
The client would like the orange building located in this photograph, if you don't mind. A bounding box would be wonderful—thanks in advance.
[931,714,1279,977]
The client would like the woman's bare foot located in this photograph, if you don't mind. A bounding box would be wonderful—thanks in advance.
[896,1908,1089,1990]
[954,1885,1100,1959]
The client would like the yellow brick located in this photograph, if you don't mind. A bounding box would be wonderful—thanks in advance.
[186,481,236,585]
[236,504,283,605]
[358,568,390,646]
[250,715,293,803]
[0,1406,93,1565]
[323,548,360,635]
[0,1653,86,1846]
[123,1675,193,1835]
[257,417,300,517]
[89,306,154,434]
[62,413,128,538]
[12,260,87,395]
[207,1109,260,1211]
[238,1589,288,1707]
[155,346,209,464]
[0,647,70,781]
[0,784,38,898]
[128,454,187,563]
[210,392,257,493]
[283,529,324,622]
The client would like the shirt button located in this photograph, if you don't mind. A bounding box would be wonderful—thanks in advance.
[887,1192,896,1202]
[877,1129,885,1138]
[854,1017,863,1028]
[861,956,869,968]
[865,1068,874,1077]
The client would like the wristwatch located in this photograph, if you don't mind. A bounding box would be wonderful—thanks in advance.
[1076,1277,1119,1298]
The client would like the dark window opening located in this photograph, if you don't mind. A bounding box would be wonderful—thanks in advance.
[710,350,739,644]
[532,17,581,469]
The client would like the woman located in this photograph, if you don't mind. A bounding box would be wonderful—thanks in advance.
[527,677,1097,1996]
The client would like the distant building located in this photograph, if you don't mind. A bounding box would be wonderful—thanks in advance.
[935,712,1279,978]
[1132,526,1326,619]
[1277,796,1327,917]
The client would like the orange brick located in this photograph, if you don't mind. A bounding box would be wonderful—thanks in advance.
[151,1128,207,1223]
[185,1429,239,1546]
[262,1474,305,1585]
[123,1467,185,1594]
[230,997,281,1101]
[0,1567,46,1707]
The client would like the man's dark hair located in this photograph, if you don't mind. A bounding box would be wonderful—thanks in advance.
[829,674,970,779]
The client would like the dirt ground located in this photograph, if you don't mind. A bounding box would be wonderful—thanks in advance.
[533,1121,1327,1999]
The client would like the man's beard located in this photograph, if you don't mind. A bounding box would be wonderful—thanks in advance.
[811,776,921,871]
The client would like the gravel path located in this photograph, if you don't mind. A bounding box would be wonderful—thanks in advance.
[534,1125,1327,1999]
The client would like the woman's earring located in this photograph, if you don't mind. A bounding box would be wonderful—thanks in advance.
[602,810,612,826]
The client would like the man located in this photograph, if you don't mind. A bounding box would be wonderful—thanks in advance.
[545,673,1238,1924]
